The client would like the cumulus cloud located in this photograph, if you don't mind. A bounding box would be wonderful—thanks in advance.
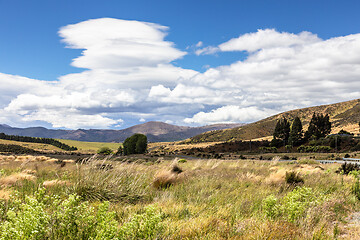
[1,18,197,128]
[184,106,277,124]
[168,29,360,124]
[1,24,360,129]
[219,29,321,52]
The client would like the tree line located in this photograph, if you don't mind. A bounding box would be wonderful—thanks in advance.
[272,113,332,147]
[0,133,78,151]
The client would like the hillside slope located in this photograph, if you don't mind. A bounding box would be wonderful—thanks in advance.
[0,122,244,142]
[190,98,360,143]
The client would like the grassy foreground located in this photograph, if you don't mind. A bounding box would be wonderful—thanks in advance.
[0,154,360,239]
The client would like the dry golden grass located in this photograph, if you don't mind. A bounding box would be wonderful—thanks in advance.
[265,168,287,185]
[0,172,37,187]
[43,179,71,188]
[0,188,11,200]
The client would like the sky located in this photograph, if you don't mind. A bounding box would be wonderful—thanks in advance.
[1,0,360,129]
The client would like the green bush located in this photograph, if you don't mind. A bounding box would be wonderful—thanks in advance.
[262,187,325,223]
[259,146,277,153]
[97,147,113,155]
[0,190,164,240]
[118,205,164,239]
[262,195,279,219]
[297,145,331,153]
[336,162,360,175]
[123,134,148,155]
[178,159,187,163]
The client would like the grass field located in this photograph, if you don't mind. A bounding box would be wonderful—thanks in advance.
[57,139,120,153]
[0,139,63,151]
[1,154,360,239]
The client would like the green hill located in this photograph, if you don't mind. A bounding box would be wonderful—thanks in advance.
[189,98,360,143]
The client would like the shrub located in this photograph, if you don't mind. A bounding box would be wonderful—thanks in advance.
[336,162,360,175]
[263,195,279,219]
[178,159,187,163]
[0,190,164,240]
[97,147,113,155]
[123,134,148,155]
[285,171,304,185]
[352,180,360,200]
[118,205,164,239]
[0,195,49,240]
[297,145,331,153]
[263,187,325,223]
[116,145,123,155]
[259,147,278,153]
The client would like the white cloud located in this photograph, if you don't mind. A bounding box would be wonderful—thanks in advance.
[219,29,321,52]
[184,106,277,124]
[1,18,197,128]
[1,24,360,129]
[59,18,186,69]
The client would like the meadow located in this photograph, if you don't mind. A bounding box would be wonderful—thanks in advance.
[57,139,120,153]
[0,154,360,239]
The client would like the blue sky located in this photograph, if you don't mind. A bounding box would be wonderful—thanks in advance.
[0,0,360,129]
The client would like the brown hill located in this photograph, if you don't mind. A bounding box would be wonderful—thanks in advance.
[189,98,360,143]
[0,121,244,142]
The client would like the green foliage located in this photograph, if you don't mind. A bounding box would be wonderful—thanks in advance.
[97,147,113,155]
[336,162,360,175]
[273,117,290,145]
[289,116,303,146]
[123,134,148,155]
[305,113,331,140]
[0,143,40,154]
[0,190,163,240]
[262,195,279,219]
[177,158,187,163]
[0,195,49,240]
[263,187,325,223]
[0,133,77,151]
[259,146,278,153]
[118,205,164,239]
[297,145,331,153]
[116,145,123,155]
[352,179,360,200]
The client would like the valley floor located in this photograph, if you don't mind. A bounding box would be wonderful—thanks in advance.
[0,153,360,239]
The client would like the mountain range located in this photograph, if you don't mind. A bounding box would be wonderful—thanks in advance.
[0,122,244,142]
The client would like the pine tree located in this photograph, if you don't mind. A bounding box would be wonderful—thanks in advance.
[305,113,331,140]
[289,116,303,146]
[273,117,290,146]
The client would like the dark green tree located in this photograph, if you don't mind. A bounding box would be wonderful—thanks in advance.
[123,133,148,155]
[305,113,331,140]
[272,117,290,146]
[289,116,303,146]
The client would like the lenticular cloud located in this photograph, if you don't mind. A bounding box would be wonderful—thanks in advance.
[1,20,360,128]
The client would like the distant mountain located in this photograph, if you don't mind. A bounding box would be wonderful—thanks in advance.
[189,98,360,143]
[0,121,244,142]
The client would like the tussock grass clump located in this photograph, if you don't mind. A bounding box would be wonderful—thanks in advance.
[72,160,154,203]
[153,171,178,189]
[285,171,304,185]
[153,165,184,189]
[0,172,37,187]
